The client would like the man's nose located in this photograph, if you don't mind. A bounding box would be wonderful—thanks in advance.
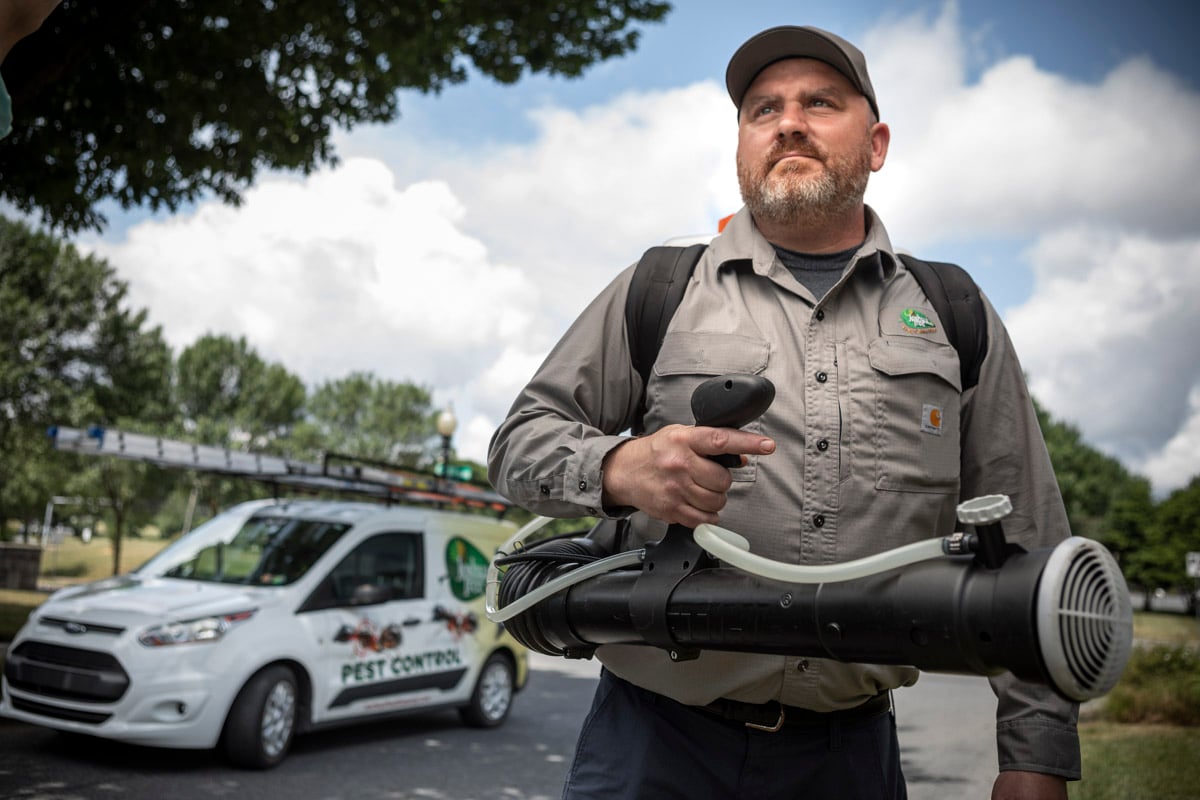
[776,102,809,139]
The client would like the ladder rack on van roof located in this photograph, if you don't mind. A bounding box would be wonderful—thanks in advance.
[47,425,513,517]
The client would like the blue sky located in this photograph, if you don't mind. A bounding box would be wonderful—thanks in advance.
[85,1,1200,495]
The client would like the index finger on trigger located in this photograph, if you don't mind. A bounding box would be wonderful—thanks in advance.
[693,426,775,458]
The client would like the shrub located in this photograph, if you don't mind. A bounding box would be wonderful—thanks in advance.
[1102,644,1200,726]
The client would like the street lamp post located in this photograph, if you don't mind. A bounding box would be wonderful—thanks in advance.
[436,404,457,496]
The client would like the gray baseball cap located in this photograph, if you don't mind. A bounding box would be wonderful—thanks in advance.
[725,25,879,119]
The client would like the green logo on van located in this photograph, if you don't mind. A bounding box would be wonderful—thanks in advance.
[900,308,937,333]
[445,537,489,601]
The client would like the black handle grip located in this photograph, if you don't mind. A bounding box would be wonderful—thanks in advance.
[690,374,775,467]
[691,374,775,428]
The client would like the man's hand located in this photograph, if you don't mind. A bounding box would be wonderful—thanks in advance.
[601,424,775,527]
[992,770,1067,800]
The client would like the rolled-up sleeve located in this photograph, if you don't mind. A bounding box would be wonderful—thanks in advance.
[488,265,642,519]
[961,295,1081,779]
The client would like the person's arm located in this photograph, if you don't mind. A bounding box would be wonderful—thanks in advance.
[487,265,773,522]
[488,265,646,519]
[959,295,1081,796]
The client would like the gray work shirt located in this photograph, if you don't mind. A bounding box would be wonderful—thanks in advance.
[488,206,1081,779]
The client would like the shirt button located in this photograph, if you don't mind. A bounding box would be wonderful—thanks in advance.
[815,309,825,321]
[578,480,588,491]
[816,439,829,452]
[813,514,826,528]
[815,371,828,383]
[540,485,550,495]
[797,659,809,672]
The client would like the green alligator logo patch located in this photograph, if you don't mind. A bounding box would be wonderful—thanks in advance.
[900,308,937,334]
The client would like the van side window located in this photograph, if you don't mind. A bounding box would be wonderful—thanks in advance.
[301,532,424,611]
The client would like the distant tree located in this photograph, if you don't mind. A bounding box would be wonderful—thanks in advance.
[296,371,435,466]
[1034,399,1143,544]
[175,333,306,446]
[1130,477,1200,597]
[0,216,172,535]
[1102,476,1156,569]
[66,432,179,575]
[172,334,305,516]
[0,0,670,232]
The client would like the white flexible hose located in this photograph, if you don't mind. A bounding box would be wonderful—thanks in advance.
[486,516,953,623]
[693,523,947,583]
[485,516,644,623]
[486,549,645,623]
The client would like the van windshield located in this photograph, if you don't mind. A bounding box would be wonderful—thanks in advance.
[162,516,351,585]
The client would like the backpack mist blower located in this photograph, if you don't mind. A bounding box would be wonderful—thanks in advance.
[486,375,1133,702]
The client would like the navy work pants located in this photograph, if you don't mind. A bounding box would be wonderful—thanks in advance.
[563,669,907,800]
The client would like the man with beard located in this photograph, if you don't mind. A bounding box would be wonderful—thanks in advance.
[489,25,1077,800]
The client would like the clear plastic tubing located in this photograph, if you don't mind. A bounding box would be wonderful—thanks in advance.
[486,516,643,623]
[693,523,947,584]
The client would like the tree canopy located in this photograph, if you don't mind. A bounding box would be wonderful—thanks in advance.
[0,215,172,524]
[0,0,671,232]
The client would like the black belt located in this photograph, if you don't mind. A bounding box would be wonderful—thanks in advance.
[694,692,892,733]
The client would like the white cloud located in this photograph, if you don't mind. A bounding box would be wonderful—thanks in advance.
[86,158,541,403]
[1007,228,1200,493]
[1140,387,1200,495]
[344,82,740,324]
[84,4,1200,494]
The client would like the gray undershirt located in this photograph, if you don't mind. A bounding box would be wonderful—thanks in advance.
[773,242,862,302]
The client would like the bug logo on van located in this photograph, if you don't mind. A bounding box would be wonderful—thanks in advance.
[446,537,489,601]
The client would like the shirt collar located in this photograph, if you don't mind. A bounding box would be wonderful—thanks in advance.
[709,204,901,279]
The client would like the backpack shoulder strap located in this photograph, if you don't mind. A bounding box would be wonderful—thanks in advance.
[898,254,988,390]
[625,243,708,432]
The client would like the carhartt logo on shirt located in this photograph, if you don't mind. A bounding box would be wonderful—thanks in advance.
[900,308,937,334]
[922,404,943,435]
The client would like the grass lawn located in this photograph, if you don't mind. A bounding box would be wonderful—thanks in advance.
[36,534,170,586]
[1070,722,1200,800]
[1133,610,1200,644]
[1071,613,1199,798]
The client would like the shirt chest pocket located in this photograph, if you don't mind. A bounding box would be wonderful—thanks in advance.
[867,338,962,495]
[648,331,770,481]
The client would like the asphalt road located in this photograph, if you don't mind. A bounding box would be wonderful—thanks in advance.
[0,654,999,800]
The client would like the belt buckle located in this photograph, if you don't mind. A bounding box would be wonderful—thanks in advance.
[744,706,785,733]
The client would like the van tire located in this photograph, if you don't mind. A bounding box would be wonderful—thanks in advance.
[459,653,514,728]
[222,665,298,769]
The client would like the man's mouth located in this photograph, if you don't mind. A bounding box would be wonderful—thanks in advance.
[773,150,820,164]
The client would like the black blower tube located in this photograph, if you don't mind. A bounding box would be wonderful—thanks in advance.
[496,374,1132,701]
[498,535,1133,702]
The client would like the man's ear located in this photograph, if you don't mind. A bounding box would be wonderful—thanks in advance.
[870,122,890,172]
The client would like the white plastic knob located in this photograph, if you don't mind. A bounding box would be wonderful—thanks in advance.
[956,494,1013,525]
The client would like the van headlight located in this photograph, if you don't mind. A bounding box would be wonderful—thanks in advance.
[138,610,256,647]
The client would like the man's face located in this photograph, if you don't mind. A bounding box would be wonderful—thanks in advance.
[735,58,888,224]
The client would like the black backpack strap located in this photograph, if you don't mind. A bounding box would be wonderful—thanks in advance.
[625,244,708,433]
[899,254,988,390]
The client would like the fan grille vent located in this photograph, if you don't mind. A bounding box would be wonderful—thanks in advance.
[1040,539,1133,700]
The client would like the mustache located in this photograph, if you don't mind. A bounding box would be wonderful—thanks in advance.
[766,141,826,165]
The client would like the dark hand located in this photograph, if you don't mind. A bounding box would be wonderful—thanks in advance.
[601,424,775,528]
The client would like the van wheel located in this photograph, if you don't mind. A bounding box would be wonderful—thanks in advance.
[222,665,298,769]
[459,653,514,728]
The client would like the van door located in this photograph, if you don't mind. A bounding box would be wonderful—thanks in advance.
[299,531,470,722]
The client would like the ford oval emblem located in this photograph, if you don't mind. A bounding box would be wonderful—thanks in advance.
[63,621,87,635]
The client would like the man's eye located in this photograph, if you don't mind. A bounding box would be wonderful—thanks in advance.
[755,104,777,117]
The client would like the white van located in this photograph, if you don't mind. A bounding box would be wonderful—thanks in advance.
[0,499,530,768]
